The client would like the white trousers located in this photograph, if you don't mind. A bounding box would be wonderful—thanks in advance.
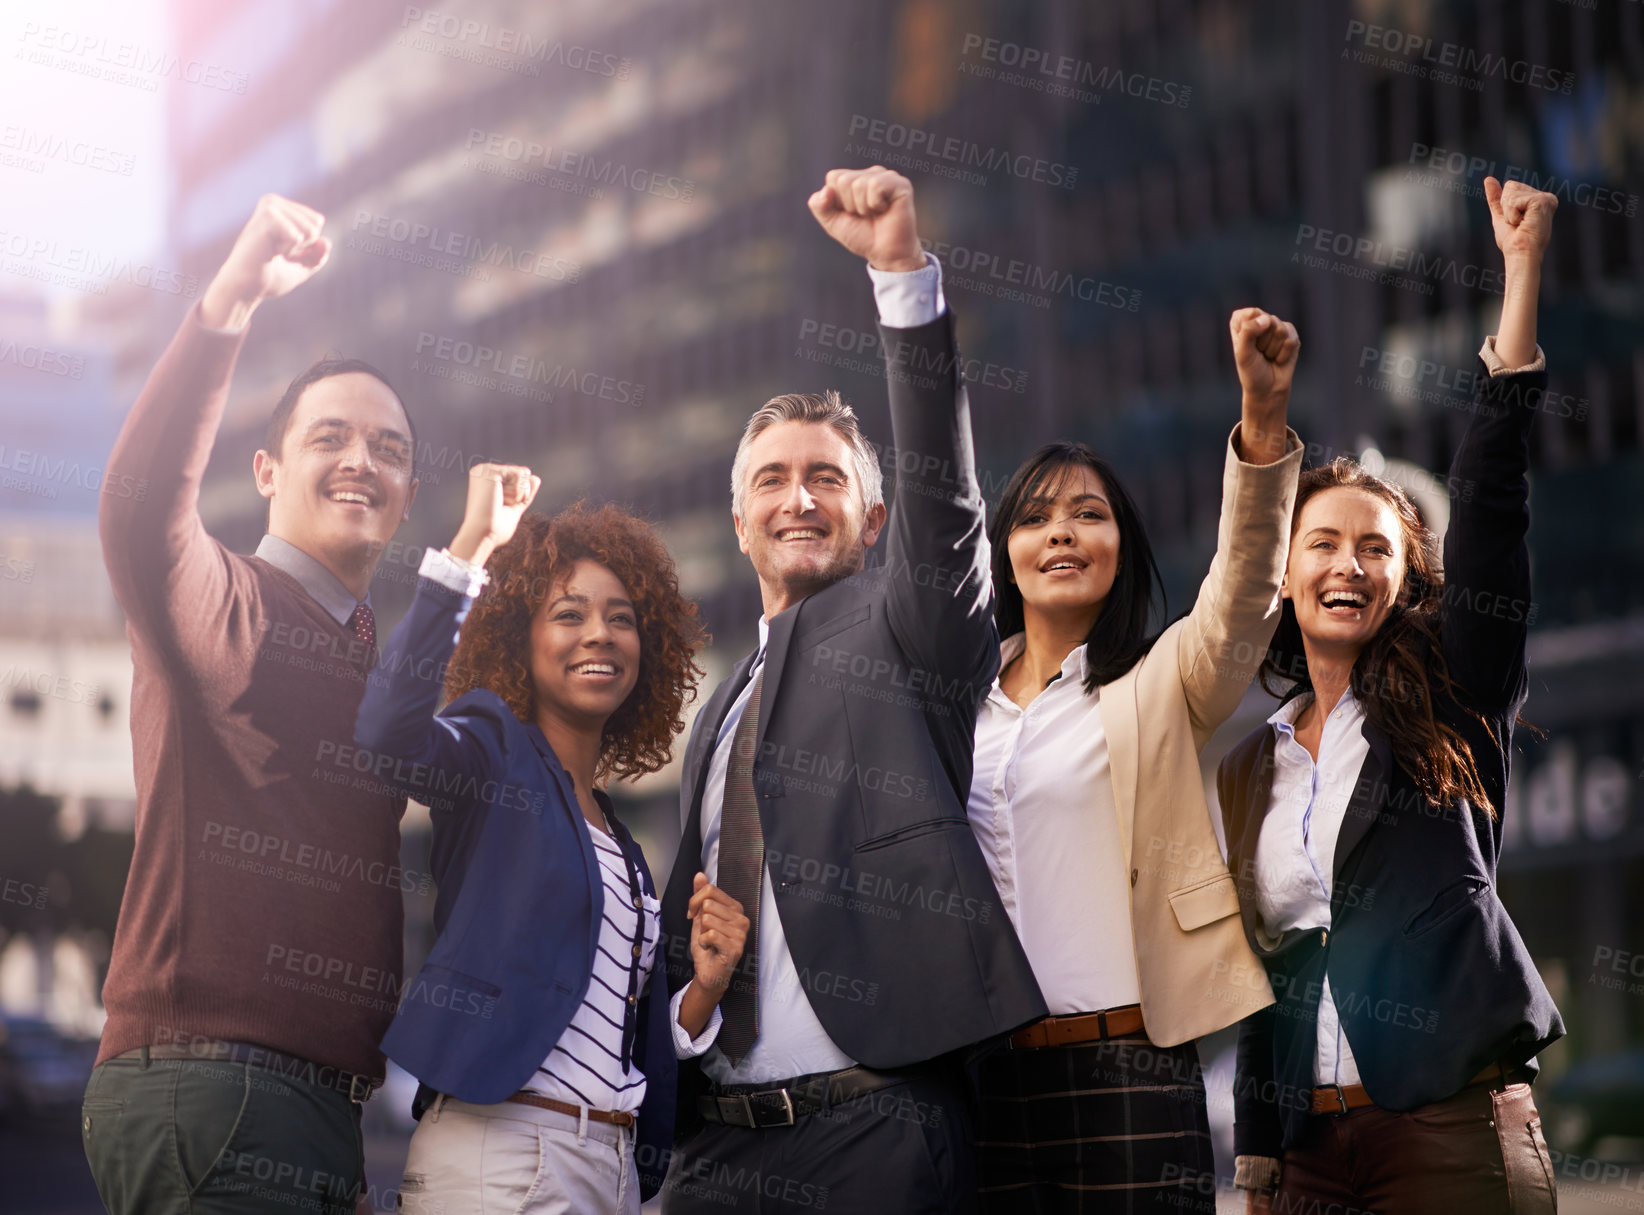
[398,1095,640,1215]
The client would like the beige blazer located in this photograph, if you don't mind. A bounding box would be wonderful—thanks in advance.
[1096,426,1302,1047]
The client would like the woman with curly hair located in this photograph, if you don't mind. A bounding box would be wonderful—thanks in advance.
[1222,179,1564,1214]
[354,463,747,1215]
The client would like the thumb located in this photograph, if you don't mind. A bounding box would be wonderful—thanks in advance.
[1483,176,1505,224]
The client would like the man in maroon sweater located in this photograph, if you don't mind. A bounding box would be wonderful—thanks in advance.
[85,194,419,1214]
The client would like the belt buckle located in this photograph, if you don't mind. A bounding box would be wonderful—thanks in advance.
[748,1088,795,1127]
[346,1074,374,1104]
[1319,1084,1349,1115]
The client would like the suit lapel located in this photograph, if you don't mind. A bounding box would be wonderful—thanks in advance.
[1230,728,1280,950]
[756,605,799,749]
[1331,718,1393,886]
[524,722,602,957]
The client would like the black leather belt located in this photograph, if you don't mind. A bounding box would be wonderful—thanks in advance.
[114,1041,380,1103]
[698,1065,909,1128]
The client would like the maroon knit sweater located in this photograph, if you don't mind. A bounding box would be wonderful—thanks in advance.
[96,307,404,1078]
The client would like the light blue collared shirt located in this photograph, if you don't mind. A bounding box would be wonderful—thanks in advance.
[253,534,367,626]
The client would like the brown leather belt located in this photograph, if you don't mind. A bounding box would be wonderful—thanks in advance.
[113,1042,379,1103]
[1008,1005,1147,1050]
[507,1090,636,1128]
[1311,1061,1522,1115]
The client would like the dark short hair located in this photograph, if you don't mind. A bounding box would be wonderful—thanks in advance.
[988,441,1166,692]
[264,358,417,477]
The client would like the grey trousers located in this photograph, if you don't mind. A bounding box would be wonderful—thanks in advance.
[82,1054,366,1215]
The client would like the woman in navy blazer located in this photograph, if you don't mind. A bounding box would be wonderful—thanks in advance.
[355,465,744,1214]
[1220,181,1564,1214]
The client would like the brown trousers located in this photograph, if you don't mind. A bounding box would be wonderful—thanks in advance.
[1274,1081,1557,1215]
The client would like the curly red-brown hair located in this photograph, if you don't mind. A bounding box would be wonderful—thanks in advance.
[444,502,706,784]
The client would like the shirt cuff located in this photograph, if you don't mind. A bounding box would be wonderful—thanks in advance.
[1479,336,1546,377]
[418,547,489,596]
[1234,1155,1282,1191]
[669,983,723,1059]
[869,254,945,328]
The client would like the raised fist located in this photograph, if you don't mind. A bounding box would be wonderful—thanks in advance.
[1229,308,1300,409]
[450,463,541,567]
[1484,176,1556,265]
[200,195,331,329]
[807,166,927,273]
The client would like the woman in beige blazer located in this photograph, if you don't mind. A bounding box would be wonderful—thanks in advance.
[966,307,1303,1213]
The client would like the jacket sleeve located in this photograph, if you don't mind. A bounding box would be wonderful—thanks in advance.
[99,304,250,660]
[878,312,999,699]
[1437,343,1543,713]
[353,575,513,808]
[1233,1004,1286,1162]
[1176,427,1303,747]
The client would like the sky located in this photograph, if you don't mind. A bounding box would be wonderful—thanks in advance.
[0,0,170,302]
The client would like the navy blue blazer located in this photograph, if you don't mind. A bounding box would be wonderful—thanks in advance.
[1217,355,1565,1155]
[354,576,675,1199]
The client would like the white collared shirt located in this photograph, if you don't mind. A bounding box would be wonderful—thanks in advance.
[966,633,1140,1014]
[1252,687,1370,1088]
[254,534,368,625]
[667,257,946,1082]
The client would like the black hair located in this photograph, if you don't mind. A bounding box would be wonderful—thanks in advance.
[264,357,416,477]
[989,441,1167,692]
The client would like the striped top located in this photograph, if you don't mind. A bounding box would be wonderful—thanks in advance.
[526,821,661,1112]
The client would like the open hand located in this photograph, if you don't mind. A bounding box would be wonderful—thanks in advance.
[807,167,927,272]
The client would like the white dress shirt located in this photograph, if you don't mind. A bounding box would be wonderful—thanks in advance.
[1252,687,1370,1088]
[668,256,946,1083]
[967,634,1140,1015]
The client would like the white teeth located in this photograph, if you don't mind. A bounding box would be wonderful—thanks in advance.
[331,491,371,505]
[1045,561,1080,572]
[573,663,617,675]
[1321,591,1368,608]
[781,530,822,540]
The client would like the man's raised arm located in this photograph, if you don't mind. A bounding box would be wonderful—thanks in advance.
[807,167,993,686]
[100,195,331,642]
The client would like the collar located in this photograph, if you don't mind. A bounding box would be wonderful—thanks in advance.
[254,534,367,626]
[751,615,771,669]
[1268,684,1362,735]
[996,631,1088,690]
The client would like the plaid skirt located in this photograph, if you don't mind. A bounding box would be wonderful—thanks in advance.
[972,1034,1217,1215]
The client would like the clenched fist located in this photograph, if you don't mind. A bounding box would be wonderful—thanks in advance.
[201,195,331,330]
[807,166,927,273]
[449,463,541,567]
[1483,176,1556,266]
[1229,308,1299,464]
[687,871,750,995]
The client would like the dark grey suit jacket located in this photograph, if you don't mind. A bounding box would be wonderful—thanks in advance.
[661,312,1045,1096]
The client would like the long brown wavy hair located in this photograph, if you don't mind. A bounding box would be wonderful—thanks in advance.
[444,502,706,784]
[1259,459,1499,815]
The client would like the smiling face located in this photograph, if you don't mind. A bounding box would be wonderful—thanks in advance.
[1005,463,1122,632]
[254,372,417,578]
[1284,486,1408,662]
[733,420,887,616]
[530,559,642,733]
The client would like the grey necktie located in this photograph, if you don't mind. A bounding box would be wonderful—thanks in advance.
[715,667,765,1065]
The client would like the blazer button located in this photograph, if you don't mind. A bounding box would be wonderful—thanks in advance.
[632,945,642,958]
[632,896,642,909]
[628,994,637,1005]
[1130,868,1138,887]
[1320,930,1329,947]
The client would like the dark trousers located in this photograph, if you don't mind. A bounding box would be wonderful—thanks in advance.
[973,1036,1216,1215]
[659,1070,975,1214]
[1274,1081,1557,1215]
[82,1054,365,1215]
